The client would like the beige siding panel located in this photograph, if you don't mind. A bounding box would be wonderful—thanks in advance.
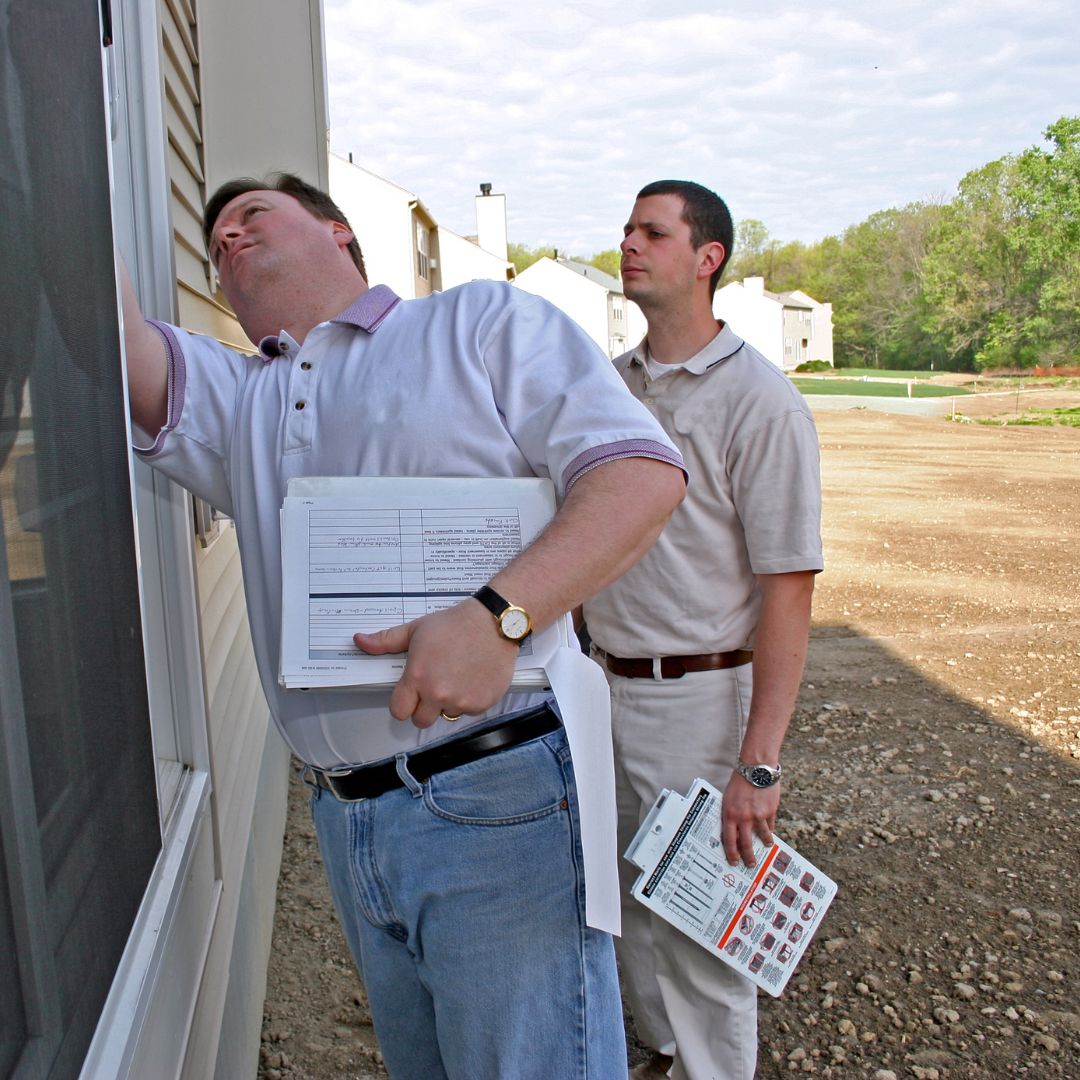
[161,18,200,109]
[179,490,278,1080]
[173,211,206,271]
[176,286,253,351]
[165,76,201,150]
[174,241,209,299]
[162,0,198,66]
[161,0,208,305]
[183,731,287,1080]
[199,0,328,193]
[166,106,203,189]
[201,577,248,710]
[167,146,204,222]
[209,731,289,1078]
[170,179,204,250]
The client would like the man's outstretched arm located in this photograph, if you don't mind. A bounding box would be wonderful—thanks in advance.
[119,260,169,435]
[356,456,685,727]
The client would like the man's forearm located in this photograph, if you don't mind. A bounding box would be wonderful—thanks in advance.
[740,570,816,763]
[119,259,169,434]
[354,455,684,726]
[720,570,815,865]
[489,456,685,628]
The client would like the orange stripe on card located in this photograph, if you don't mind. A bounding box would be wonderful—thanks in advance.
[716,845,779,949]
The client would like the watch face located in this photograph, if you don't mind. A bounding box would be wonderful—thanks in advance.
[746,764,779,788]
[499,608,531,641]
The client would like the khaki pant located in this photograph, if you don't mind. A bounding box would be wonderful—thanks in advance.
[605,662,759,1080]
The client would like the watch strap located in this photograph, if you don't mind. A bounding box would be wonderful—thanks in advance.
[473,584,511,619]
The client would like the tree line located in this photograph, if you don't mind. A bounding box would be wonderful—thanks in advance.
[511,117,1079,372]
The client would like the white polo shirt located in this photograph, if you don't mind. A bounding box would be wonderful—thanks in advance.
[137,281,684,768]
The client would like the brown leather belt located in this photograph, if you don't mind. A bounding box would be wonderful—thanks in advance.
[596,647,752,680]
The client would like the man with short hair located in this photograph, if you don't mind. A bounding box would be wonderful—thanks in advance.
[121,172,687,1078]
[584,180,823,1080]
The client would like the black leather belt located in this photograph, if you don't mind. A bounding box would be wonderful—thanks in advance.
[310,703,560,802]
[595,647,753,679]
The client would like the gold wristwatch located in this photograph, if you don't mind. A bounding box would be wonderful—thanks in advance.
[472,585,533,645]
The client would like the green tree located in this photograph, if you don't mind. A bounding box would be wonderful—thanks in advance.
[828,202,950,369]
[922,116,1080,370]
[507,242,555,274]
[588,249,621,279]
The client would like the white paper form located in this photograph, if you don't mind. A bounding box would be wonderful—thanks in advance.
[625,779,837,996]
[279,477,568,689]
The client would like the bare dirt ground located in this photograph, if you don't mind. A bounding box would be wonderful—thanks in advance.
[258,396,1080,1080]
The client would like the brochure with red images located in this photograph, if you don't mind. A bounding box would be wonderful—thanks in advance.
[624,778,838,997]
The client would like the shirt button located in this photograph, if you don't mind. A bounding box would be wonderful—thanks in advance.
[280,341,290,352]
[300,361,312,371]
[294,400,306,410]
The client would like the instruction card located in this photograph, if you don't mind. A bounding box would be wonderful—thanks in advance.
[278,476,570,689]
[624,778,837,997]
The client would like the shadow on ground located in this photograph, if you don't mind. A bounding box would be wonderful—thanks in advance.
[752,624,1079,1079]
[260,623,1079,1078]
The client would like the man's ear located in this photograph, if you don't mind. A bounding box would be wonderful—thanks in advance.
[697,241,725,281]
[331,221,355,248]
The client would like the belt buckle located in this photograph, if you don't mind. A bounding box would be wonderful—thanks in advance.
[654,656,686,680]
[322,766,362,803]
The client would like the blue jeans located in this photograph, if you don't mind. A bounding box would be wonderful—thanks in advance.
[309,721,627,1079]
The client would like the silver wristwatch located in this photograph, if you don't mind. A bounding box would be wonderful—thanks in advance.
[736,759,783,788]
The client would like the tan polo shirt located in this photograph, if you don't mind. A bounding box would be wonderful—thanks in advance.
[584,323,823,658]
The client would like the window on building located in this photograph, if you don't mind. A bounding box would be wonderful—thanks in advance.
[416,220,430,280]
[0,4,161,1075]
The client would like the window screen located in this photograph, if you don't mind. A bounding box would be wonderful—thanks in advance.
[0,0,161,1075]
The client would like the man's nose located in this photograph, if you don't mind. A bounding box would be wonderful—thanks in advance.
[620,233,637,254]
[216,223,243,252]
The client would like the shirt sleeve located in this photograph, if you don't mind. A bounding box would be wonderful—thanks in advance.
[132,321,251,517]
[478,288,685,497]
[731,408,824,575]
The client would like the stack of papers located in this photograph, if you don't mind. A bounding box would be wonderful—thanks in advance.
[278,476,570,690]
[625,778,838,997]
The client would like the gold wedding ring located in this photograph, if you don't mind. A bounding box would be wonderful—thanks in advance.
[439,710,462,722]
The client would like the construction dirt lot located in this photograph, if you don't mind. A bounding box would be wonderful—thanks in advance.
[258,387,1080,1080]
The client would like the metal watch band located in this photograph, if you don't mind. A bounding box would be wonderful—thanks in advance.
[737,759,783,788]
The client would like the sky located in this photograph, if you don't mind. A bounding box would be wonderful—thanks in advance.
[324,0,1079,257]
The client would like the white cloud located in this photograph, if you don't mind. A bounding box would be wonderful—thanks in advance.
[323,0,1080,252]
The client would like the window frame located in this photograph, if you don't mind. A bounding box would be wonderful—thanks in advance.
[78,1,219,1072]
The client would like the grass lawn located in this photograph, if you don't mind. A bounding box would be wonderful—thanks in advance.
[820,368,941,380]
[790,378,970,398]
[979,406,1080,428]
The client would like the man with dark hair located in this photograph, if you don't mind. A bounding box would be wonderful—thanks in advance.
[584,181,823,1079]
[634,179,734,297]
[120,173,688,1078]
[202,172,367,277]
